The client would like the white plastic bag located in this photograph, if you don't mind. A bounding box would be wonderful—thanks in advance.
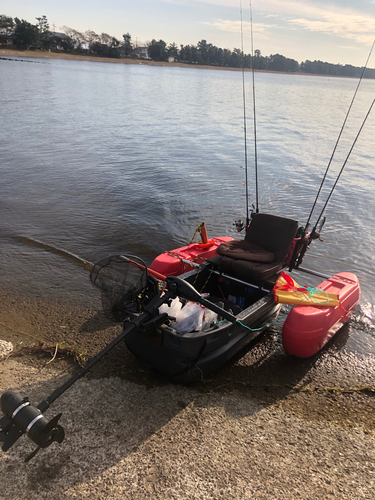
[159,297,182,318]
[173,302,218,334]
[174,302,204,334]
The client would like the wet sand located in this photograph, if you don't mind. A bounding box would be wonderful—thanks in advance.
[1,285,374,499]
[0,48,248,71]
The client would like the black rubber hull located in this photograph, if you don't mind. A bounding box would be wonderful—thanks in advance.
[125,292,280,383]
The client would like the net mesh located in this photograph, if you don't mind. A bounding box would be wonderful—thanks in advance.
[90,254,148,322]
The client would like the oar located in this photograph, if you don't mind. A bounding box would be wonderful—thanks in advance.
[294,267,331,280]
[171,257,271,292]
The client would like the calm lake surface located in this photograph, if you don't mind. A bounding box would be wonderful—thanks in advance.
[1,56,374,355]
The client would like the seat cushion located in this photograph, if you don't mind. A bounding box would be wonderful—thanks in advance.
[217,240,275,263]
[245,213,298,263]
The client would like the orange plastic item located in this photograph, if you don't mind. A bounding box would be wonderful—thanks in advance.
[200,223,209,244]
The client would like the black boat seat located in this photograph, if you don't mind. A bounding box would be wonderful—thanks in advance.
[209,213,298,282]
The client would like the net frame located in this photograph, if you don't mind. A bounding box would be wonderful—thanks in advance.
[90,254,148,321]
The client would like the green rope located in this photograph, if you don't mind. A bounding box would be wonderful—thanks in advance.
[237,284,330,332]
[297,285,330,305]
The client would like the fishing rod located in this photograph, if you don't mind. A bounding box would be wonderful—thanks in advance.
[291,94,375,270]
[237,0,259,231]
[305,39,375,233]
[289,42,375,270]
[239,0,250,227]
[249,0,259,215]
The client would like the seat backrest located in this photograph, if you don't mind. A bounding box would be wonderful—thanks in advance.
[245,213,298,263]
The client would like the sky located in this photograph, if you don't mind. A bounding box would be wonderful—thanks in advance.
[3,0,375,66]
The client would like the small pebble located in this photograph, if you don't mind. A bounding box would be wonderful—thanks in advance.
[0,340,13,361]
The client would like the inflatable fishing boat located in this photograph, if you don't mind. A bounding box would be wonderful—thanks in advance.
[86,212,361,383]
[89,213,299,382]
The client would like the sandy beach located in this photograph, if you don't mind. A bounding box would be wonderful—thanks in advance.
[1,283,374,499]
[0,48,247,71]
[0,48,316,76]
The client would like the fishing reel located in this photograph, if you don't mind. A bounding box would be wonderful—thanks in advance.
[288,217,327,271]
[233,220,245,232]
[310,216,326,242]
[0,392,64,460]
[234,205,256,232]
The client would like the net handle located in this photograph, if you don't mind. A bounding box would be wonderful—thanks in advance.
[122,256,166,281]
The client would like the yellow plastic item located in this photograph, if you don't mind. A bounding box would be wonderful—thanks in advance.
[273,272,340,307]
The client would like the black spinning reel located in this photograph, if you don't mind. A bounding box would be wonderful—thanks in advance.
[233,219,245,232]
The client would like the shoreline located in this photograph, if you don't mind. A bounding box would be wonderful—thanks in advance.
[0,48,343,78]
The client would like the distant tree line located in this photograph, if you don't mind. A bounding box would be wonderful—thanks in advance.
[1,14,375,79]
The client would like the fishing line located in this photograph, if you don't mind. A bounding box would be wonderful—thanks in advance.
[313,96,375,228]
[306,39,375,231]
[291,92,375,270]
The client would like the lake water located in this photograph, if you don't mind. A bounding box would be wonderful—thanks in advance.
[1,56,375,355]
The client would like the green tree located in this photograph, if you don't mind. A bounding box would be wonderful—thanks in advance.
[55,34,74,52]
[0,15,14,45]
[197,39,208,64]
[229,48,243,68]
[252,49,265,70]
[167,42,178,59]
[178,44,197,64]
[222,48,232,67]
[208,45,222,66]
[13,18,39,50]
[90,41,105,56]
[267,53,299,72]
[147,39,167,61]
[122,32,133,57]
[36,15,51,49]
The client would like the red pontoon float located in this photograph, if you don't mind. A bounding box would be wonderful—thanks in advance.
[282,272,361,358]
[150,222,232,277]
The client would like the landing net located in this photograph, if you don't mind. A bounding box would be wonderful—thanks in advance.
[90,254,148,321]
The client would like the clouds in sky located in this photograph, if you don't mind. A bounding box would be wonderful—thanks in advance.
[197,0,375,64]
[203,0,375,45]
